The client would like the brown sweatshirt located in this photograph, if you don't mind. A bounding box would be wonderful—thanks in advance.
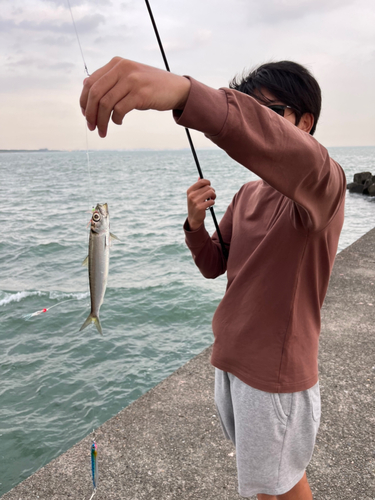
[174,78,346,393]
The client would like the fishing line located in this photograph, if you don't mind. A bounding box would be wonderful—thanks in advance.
[66,0,95,209]
[66,0,97,320]
[22,298,78,321]
[23,0,94,325]
[66,7,102,497]
[88,489,97,500]
[67,0,90,78]
[144,0,228,260]
[84,122,95,207]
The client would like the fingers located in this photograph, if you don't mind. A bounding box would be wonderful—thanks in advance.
[80,57,133,137]
[111,92,139,126]
[188,180,216,203]
[80,57,191,138]
[80,57,122,109]
[187,178,213,196]
[187,179,216,230]
[95,80,139,137]
[81,60,129,137]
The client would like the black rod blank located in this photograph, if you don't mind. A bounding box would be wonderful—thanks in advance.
[144,0,228,260]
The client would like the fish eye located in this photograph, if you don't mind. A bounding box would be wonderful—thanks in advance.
[92,212,100,222]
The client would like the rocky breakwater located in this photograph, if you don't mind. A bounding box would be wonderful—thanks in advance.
[347,171,375,195]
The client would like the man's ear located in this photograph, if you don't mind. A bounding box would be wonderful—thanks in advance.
[298,112,314,133]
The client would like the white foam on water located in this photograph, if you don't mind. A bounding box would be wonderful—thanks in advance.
[48,291,89,301]
[0,290,88,307]
[0,290,44,307]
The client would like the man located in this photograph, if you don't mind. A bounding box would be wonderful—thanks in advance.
[80,58,346,499]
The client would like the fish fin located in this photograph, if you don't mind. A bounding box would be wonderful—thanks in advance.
[79,313,103,335]
[110,233,119,241]
[82,256,89,267]
[79,313,93,331]
[93,316,103,336]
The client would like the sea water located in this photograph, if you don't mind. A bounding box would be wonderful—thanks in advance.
[1,146,374,495]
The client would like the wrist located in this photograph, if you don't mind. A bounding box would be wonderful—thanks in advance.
[187,218,203,231]
[174,76,191,110]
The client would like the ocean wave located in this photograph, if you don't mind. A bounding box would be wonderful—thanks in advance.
[0,290,88,307]
[0,290,44,307]
[48,291,88,301]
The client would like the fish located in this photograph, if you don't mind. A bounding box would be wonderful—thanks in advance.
[80,203,117,335]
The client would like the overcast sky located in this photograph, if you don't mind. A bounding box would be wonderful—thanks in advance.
[1,0,374,150]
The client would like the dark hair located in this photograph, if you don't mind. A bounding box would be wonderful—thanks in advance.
[229,61,321,135]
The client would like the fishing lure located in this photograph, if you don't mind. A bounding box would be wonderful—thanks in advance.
[22,298,77,321]
[91,438,98,492]
[22,308,48,320]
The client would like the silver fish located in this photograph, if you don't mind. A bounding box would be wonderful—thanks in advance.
[80,203,116,335]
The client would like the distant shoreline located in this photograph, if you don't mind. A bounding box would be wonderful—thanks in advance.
[0,149,60,153]
[1,145,374,154]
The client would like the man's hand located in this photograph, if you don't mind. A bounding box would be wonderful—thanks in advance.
[80,57,191,138]
[187,179,216,231]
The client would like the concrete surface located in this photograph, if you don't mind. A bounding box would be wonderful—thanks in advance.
[2,228,375,500]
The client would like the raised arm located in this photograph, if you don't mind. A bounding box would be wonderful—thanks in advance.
[80,58,346,233]
[174,78,346,232]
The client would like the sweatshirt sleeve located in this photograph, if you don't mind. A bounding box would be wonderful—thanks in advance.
[184,198,234,279]
[174,77,346,232]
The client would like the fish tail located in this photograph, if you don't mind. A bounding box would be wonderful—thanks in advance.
[80,313,103,335]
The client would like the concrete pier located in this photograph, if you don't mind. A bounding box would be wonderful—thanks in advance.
[2,228,375,500]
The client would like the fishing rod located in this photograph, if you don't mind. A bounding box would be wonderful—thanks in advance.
[144,0,229,260]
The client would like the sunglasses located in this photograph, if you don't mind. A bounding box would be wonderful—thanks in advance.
[267,104,292,117]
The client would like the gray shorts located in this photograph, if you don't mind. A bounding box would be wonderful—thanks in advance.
[215,368,321,497]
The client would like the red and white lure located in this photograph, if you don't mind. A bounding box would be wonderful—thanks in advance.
[22,298,77,321]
